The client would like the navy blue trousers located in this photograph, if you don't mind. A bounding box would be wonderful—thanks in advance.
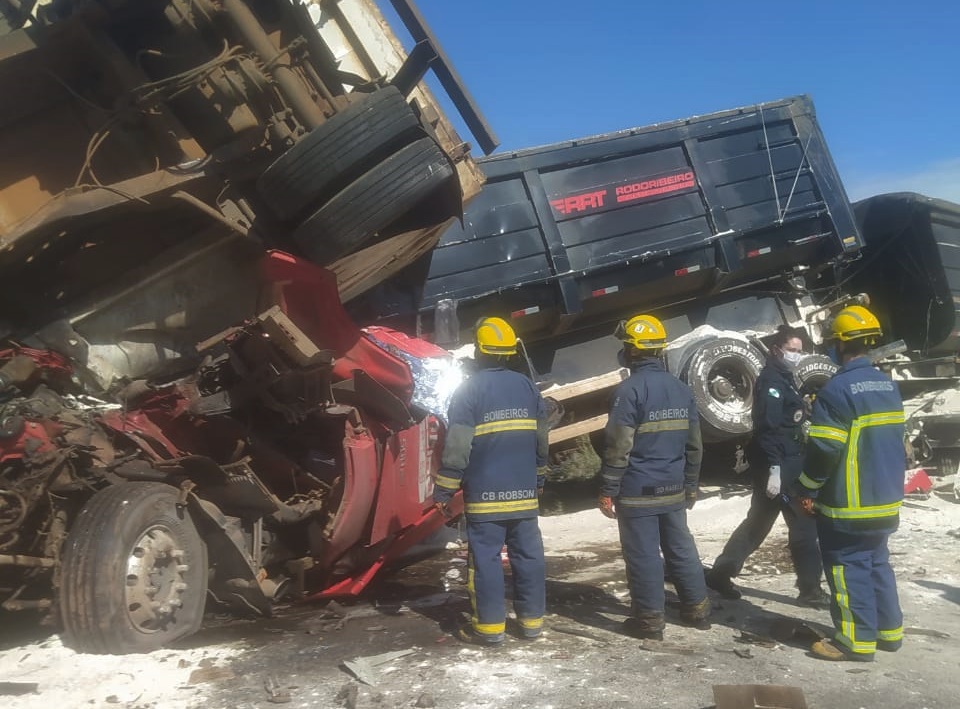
[714,455,823,593]
[817,522,903,657]
[466,516,546,639]
[617,509,707,616]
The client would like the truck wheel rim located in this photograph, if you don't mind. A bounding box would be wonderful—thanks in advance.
[707,357,753,413]
[124,525,188,633]
[0,489,27,534]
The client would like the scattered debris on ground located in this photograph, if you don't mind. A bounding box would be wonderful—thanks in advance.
[1,483,959,708]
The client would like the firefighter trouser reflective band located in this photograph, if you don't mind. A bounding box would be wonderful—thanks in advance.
[466,517,545,639]
[817,523,903,657]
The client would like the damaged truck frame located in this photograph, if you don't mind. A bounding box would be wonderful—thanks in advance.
[0,0,492,653]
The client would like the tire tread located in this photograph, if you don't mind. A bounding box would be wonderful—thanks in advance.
[60,482,206,654]
[257,87,421,221]
[292,137,454,264]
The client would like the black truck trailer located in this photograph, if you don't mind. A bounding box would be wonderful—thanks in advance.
[850,192,960,360]
[419,95,860,374]
[397,95,869,447]
[409,97,960,476]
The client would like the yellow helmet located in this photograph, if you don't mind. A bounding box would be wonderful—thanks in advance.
[832,305,882,342]
[475,316,518,356]
[614,314,668,350]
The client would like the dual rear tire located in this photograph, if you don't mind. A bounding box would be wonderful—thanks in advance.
[256,86,459,265]
[678,343,837,442]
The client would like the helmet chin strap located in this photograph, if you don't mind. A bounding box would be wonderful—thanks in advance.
[619,346,662,367]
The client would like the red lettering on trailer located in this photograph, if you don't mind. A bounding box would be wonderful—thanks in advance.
[510,306,540,318]
[747,247,773,258]
[550,189,607,215]
[674,264,701,276]
[615,171,696,204]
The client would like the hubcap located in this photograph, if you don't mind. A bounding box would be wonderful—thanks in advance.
[124,526,189,633]
[707,357,754,413]
[709,376,734,400]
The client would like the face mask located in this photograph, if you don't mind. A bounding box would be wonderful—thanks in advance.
[782,351,803,368]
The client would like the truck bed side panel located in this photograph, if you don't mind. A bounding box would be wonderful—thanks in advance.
[852,193,960,356]
[421,96,859,348]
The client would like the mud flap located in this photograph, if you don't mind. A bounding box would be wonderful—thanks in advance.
[187,496,272,616]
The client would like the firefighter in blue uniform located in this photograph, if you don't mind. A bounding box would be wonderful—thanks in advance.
[433,316,549,646]
[796,305,906,662]
[705,326,827,606]
[599,314,710,640]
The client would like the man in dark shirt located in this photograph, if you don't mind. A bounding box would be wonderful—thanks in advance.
[705,326,826,607]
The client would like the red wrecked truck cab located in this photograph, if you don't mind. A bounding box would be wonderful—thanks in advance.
[0,251,463,653]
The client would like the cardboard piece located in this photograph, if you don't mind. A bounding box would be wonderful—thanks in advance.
[712,684,808,709]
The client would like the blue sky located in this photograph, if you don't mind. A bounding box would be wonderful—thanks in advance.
[385,0,959,203]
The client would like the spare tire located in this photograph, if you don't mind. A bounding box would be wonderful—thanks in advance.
[257,86,422,221]
[682,337,765,441]
[794,354,838,396]
[292,137,455,264]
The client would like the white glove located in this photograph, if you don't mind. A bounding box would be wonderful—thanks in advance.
[765,465,782,499]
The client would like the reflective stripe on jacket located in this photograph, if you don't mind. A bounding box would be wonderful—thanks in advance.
[434,367,549,521]
[601,358,703,516]
[799,357,906,533]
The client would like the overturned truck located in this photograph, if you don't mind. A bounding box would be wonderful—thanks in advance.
[0,0,491,652]
[408,97,960,475]
[408,96,858,453]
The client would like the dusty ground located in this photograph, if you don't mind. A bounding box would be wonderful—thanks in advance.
[2,479,959,709]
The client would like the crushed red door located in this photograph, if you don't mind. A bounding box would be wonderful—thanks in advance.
[260,251,464,598]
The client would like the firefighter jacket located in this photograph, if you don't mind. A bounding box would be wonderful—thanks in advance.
[749,357,806,477]
[798,357,906,534]
[433,367,549,521]
[601,358,703,516]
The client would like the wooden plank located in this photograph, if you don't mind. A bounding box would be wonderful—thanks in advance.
[332,222,447,303]
[542,369,626,402]
[549,414,608,445]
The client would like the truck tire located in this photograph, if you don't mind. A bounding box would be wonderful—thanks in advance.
[60,482,208,654]
[794,354,838,396]
[257,86,421,221]
[292,137,455,264]
[682,337,765,441]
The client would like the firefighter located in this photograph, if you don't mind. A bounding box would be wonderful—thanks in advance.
[705,326,827,606]
[796,305,905,662]
[433,316,550,646]
[599,314,710,640]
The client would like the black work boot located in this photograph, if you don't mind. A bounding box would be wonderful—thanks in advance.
[704,568,741,600]
[457,623,504,647]
[622,613,665,641]
[797,586,831,610]
[877,638,902,653]
[679,597,712,630]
